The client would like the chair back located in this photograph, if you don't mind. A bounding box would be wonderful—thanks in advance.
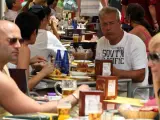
[9,68,30,96]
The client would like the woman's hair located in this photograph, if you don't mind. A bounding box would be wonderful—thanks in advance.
[28,5,51,21]
[126,3,154,36]
[29,0,47,7]
[15,12,40,40]
[149,33,160,52]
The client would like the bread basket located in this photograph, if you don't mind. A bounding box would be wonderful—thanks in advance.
[119,109,158,119]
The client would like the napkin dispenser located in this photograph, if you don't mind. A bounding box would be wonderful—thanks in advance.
[96,76,118,100]
[79,90,104,116]
[95,60,113,77]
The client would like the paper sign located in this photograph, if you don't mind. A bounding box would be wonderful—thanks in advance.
[102,63,111,76]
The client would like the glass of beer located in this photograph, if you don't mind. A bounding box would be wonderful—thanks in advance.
[62,80,77,98]
[54,80,77,98]
[73,34,79,43]
[88,103,102,120]
[57,101,71,120]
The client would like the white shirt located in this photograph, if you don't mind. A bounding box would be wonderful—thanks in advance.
[96,31,149,99]
[29,29,66,61]
[4,9,18,22]
[80,0,102,16]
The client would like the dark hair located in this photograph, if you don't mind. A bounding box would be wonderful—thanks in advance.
[15,12,40,40]
[5,0,15,9]
[43,6,51,16]
[47,0,54,6]
[28,5,51,21]
[126,3,154,36]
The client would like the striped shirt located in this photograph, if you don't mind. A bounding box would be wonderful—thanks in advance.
[80,0,102,16]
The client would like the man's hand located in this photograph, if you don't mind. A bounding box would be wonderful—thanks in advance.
[154,23,159,32]
[112,66,119,77]
[30,56,47,65]
[50,16,59,26]
[73,84,91,99]
[31,62,47,71]
[40,63,54,76]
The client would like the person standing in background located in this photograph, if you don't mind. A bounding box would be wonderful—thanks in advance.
[47,0,60,39]
[76,0,108,19]
[4,0,22,21]
[126,3,153,53]
[155,0,160,32]
[121,0,159,32]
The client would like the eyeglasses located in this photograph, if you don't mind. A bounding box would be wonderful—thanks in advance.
[148,53,160,62]
[8,38,23,45]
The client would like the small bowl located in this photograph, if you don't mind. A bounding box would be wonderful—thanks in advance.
[119,109,158,119]
[70,71,87,76]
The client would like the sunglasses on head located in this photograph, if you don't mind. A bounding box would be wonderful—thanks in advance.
[148,53,160,62]
[8,38,23,45]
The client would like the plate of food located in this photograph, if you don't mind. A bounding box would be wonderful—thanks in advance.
[70,76,91,80]
[70,71,87,76]
[73,60,92,63]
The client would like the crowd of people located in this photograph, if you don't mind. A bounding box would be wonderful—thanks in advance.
[0,0,160,118]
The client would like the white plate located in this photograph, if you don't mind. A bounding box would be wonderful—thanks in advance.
[70,76,91,80]
[70,71,87,76]
[73,60,92,63]
[71,63,95,67]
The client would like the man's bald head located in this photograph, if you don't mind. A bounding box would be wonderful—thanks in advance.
[0,20,21,41]
[0,20,21,64]
[149,33,160,52]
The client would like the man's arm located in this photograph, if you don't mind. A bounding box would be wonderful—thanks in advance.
[112,35,147,83]
[122,5,127,21]
[100,0,108,7]
[17,44,30,79]
[112,67,145,82]
[21,0,33,12]
[28,63,54,90]
[0,72,89,114]
[149,5,159,31]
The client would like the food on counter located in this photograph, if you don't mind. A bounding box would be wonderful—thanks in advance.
[118,104,158,119]
[77,62,88,72]
[48,68,61,77]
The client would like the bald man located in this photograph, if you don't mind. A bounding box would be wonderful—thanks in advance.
[148,33,160,113]
[0,20,90,115]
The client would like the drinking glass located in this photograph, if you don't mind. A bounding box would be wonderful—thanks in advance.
[54,80,77,98]
[73,34,79,43]
[88,103,102,120]
[57,101,71,120]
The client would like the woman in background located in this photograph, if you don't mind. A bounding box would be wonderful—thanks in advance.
[126,3,154,53]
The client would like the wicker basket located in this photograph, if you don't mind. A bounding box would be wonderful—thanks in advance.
[72,52,93,60]
[119,109,158,119]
